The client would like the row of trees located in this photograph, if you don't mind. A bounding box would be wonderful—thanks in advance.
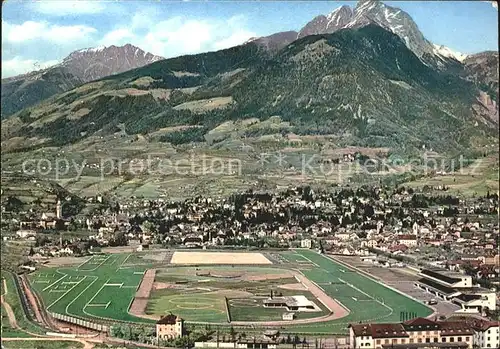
[109,324,154,343]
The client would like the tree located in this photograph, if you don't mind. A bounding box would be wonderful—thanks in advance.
[229,326,237,342]
[462,263,477,277]
[5,196,23,212]
[112,325,126,338]
[122,325,132,340]
[55,219,66,231]
[68,218,78,231]
[110,231,127,246]
[294,335,300,344]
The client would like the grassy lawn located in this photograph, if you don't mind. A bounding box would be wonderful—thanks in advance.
[23,250,433,335]
[147,289,228,322]
[229,286,330,322]
[1,303,33,338]
[149,265,329,323]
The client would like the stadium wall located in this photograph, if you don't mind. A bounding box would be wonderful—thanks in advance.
[49,312,109,332]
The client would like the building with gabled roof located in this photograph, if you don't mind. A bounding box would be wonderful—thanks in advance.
[156,313,183,340]
[348,318,474,349]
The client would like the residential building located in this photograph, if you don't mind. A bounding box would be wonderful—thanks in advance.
[398,234,418,247]
[156,314,183,339]
[300,239,312,249]
[470,319,500,349]
[349,318,474,349]
[16,229,36,238]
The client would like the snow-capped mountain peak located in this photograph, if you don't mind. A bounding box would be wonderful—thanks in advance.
[296,0,469,69]
[326,5,354,31]
[433,44,468,62]
[356,0,382,12]
[75,45,107,54]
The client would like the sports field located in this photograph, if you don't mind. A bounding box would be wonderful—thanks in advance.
[146,266,329,322]
[28,253,155,324]
[279,250,433,333]
[26,249,432,334]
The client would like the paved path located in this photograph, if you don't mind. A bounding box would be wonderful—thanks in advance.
[294,272,350,317]
[1,294,18,329]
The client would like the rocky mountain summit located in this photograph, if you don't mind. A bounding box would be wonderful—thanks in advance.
[60,44,163,82]
[1,44,163,118]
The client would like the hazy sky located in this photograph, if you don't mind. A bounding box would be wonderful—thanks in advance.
[2,0,498,78]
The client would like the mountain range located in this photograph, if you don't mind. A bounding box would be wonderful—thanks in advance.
[1,44,163,118]
[250,0,468,67]
[1,0,498,157]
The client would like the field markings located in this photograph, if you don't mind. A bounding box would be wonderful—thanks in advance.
[78,255,111,271]
[65,276,98,316]
[294,253,319,267]
[43,274,66,292]
[47,275,87,311]
[86,301,110,308]
[76,256,93,269]
[119,254,132,269]
[338,277,393,316]
[84,278,110,311]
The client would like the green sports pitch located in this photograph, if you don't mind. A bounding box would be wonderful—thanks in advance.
[28,253,155,324]
[282,250,432,333]
[27,250,432,334]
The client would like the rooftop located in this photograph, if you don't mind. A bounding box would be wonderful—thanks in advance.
[349,323,408,339]
[264,295,315,307]
[403,317,440,331]
[157,314,182,325]
[417,278,456,295]
[420,269,466,285]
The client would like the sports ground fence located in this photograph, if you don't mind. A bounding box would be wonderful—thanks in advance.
[49,311,109,332]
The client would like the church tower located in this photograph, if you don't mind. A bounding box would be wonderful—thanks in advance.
[56,199,62,219]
